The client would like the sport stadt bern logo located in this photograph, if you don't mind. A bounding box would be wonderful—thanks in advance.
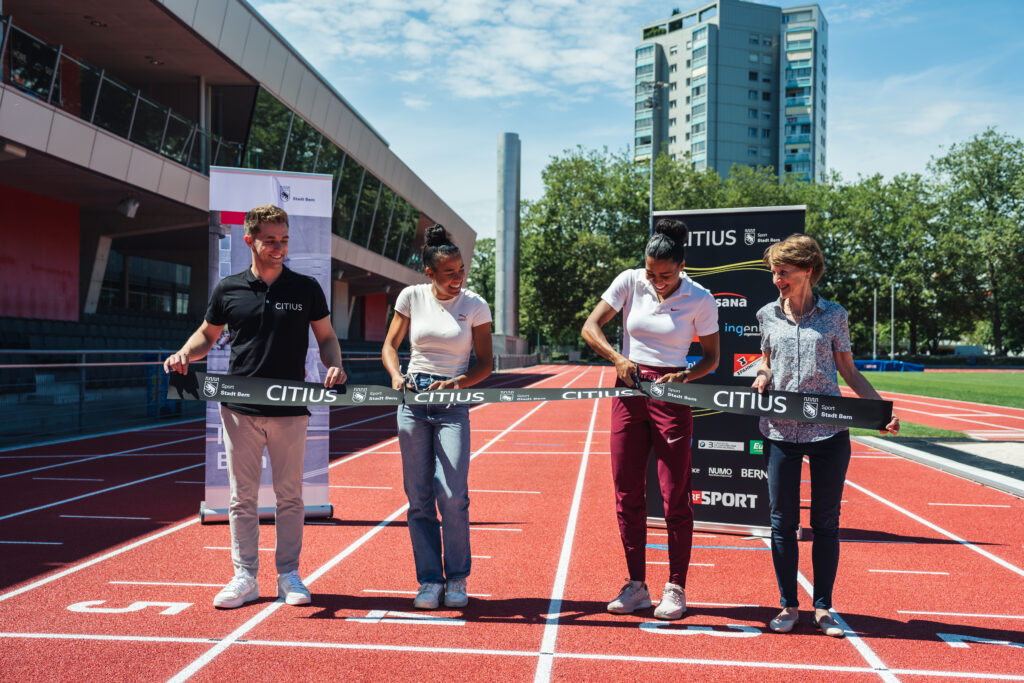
[351,387,367,403]
[202,375,220,398]
[802,397,819,419]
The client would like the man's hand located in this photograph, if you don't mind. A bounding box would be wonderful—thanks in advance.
[163,350,190,375]
[324,366,347,388]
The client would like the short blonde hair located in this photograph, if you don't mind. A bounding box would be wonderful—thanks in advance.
[763,233,826,285]
[244,205,289,237]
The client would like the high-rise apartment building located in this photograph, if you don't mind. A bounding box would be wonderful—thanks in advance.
[634,0,827,182]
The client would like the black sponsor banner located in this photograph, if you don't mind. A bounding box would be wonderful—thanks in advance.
[647,206,806,530]
[168,372,890,430]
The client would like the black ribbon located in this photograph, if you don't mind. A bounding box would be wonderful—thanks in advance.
[168,371,892,430]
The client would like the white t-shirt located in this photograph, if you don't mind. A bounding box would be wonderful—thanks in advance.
[394,284,493,377]
[601,269,719,367]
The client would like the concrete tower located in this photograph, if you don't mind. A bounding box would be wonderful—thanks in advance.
[495,132,520,338]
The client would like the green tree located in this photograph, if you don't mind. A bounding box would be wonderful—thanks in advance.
[466,237,495,312]
[929,128,1024,354]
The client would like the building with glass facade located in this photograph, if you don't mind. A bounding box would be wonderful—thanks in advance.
[634,0,827,182]
[0,0,475,345]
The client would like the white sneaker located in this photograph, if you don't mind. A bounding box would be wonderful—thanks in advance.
[444,578,469,608]
[607,580,652,614]
[414,582,444,609]
[277,570,311,606]
[213,575,259,609]
[654,582,686,620]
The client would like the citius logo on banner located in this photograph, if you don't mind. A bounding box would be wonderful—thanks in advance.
[204,167,334,523]
[648,206,806,535]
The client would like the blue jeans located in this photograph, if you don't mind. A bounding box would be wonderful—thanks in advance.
[765,431,851,609]
[397,374,472,584]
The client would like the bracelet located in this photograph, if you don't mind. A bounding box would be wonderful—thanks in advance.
[453,378,461,389]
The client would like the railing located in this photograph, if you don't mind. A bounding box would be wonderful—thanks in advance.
[0,350,407,448]
[785,96,812,107]
[785,134,810,144]
[0,15,244,174]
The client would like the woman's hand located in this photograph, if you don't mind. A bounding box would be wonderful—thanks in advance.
[391,374,411,391]
[428,378,461,391]
[751,370,771,393]
[614,357,637,387]
[881,414,900,436]
[655,371,689,384]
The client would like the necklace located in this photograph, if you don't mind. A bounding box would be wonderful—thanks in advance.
[785,295,815,322]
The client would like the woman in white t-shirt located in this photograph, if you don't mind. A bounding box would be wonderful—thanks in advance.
[582,219,720,621]
[382,224,493,611]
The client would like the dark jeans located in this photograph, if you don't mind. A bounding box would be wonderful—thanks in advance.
[764,431,851,609]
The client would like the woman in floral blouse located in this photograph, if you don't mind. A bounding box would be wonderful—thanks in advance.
[751,234,899,638]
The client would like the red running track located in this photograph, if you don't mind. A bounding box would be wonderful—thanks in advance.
[0,364,1022,681]
[838,387,1024,440]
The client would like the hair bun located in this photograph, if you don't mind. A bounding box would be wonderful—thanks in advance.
[654,218,688,244]
[425,224,451,247]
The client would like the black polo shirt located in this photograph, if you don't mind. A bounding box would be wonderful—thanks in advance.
[205,266,330,417]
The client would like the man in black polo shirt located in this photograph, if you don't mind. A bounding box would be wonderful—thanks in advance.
[164,204,344,609]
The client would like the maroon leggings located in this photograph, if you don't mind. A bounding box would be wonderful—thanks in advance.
[609,364,694,587]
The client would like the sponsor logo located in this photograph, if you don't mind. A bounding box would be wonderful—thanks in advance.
[274,302,303,311]
[692,490,759,508]
[749,440,764,455]
[499,390,515,402]
[698,440,744,452]
[687,229,737,247]
[411,390,486,404]
[714,292,748,308]
[202,375,220,398]
[708,467,733,478]
[266,384,339,404]
[666,435,685,445]
[713,390,787,414]
[803,397,819,419]
[691,467,701,475]
[741,468,767,480]
[744,228,756,246]
[352,387,368,403]
[560,389,638,400]
[650,383,666,397]
[723,323,761,338]
[457,313,467,322]
[733,353,763,377]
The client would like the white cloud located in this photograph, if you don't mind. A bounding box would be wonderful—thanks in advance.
[402,96,431,110]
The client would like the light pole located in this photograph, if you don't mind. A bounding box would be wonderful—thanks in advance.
[638,80,667,236]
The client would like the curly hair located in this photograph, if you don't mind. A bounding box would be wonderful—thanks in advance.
[244,205,289,237]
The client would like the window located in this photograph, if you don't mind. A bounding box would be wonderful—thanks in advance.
[670,45,679,55]
[749,33,760,45]
[636,64,654,77]
[748,127,758,137]
[749,71,758,81]
[748,108,758,119]
[699,6,717,22]
[761,111,771,120]
[685,132,690,140]
[692,140,706,153]
[669,99,677,109]
[762,54,772,65]
[693,26,707,41]
[692,102,706,116]
[670,117,677,126]
[692,45,707,60]
[692,84,705,97]
[684,114,690,122]
[761,75,771,83]
[748,90,758,100]
[685,95,690,104]
[748,146,758,157]
[636,45,654,60]
[670,82,678,91]
[761,147,772,158]
[749,53,759,63]
[762,91,771,101]
[669,136,676,143]
[762,37,772,46]
[686,59,691,67]
[692,121,705,134]
[670,64,678,73]
[685,78,691,86]
[686,40,692,49]
[762,128,771,138]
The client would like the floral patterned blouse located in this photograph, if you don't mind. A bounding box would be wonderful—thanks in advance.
[756,295,852,443]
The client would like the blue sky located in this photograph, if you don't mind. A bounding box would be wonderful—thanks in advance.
[249,0,1024,240]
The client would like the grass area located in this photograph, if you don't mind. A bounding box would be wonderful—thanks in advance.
[840,371,1024,410]
[850,422,966,439]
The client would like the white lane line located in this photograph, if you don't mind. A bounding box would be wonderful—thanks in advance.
[32,477,105,482]
[845,479,1024,579]
[928,502,1011,508]
[167,370,587,682]
[693,533,718,538]
[329,485,392,489]
[869,569,949,575]
[470,489,542,494]
[0,464,202,522]
[361,589,492,597]
[0,434,202,479]
[898,610,1024,620]
[60,514,151,520]
[0,518,200,603]
[472,555,491,559]
[471,527,522,532]
[0,540,62,545]
[4,632,1024,680]
[535,370,603,683]
[204,546,274,552]
[768,537,897,682]
[110,581,223,587]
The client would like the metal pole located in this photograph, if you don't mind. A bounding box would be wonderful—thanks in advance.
[649,150,655,236]
[890,280,895,361]
[872,288,877,360]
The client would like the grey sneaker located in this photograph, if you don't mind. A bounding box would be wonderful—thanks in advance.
[213,575,258,609]
[607,580,652,614]
[444,578,469,608]
[413,582,444,609]
[654,582,686,620]
[277,570,311,606]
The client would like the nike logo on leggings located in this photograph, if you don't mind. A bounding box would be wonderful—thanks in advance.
[666,435,685,445]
